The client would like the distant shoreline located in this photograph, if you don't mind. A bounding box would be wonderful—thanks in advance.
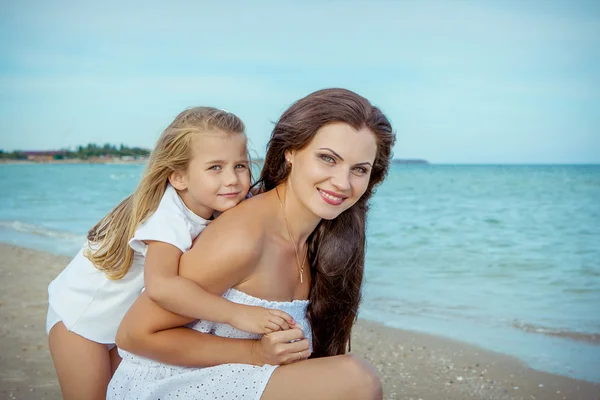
[391,159,429,164]
[4,159,597,166]
[1,159,430,165]
[0,159,147,165]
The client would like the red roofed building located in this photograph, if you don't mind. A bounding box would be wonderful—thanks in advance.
[22,150,67,161]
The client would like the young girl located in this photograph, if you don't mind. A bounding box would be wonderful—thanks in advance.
[46,107,296,400]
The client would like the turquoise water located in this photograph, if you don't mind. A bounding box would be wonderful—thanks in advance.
[1,163,599,381]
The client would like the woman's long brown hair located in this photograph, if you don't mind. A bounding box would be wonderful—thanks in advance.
[254,88,396,357]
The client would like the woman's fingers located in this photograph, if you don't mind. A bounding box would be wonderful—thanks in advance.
[269,328,305,343]
[281,341,311,365]
[286,338,310,353]
[257,330,310,365]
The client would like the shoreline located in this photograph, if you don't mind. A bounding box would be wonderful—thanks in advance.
[0,243,599,399]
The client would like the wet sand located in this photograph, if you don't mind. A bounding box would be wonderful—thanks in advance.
[1,243,598,400]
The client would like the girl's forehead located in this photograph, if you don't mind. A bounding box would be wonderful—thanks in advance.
[193,129,241,141]
[191,131,247,159]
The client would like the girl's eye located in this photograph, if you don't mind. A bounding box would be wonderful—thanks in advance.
[235,164,248,169]
[209,165,222,171]
[352,166,368,174]
[320,154,335,163]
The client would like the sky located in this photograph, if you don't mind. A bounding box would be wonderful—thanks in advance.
[1,0,599,163]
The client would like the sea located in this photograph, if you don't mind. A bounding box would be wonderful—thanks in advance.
[1,163,599,382]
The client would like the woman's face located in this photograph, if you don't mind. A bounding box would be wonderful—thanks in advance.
[286,122,378,220]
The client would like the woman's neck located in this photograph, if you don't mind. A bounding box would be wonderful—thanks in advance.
[275,183,321,246]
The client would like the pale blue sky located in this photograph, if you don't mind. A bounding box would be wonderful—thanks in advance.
[1,0,599,163]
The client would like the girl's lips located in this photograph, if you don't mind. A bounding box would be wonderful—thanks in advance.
[318,188,346,205]
[219,192,240,198]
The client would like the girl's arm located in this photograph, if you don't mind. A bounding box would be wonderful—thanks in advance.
[144,240,235,323]
[143,241,295,334]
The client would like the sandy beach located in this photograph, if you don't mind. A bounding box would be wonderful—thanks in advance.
[0,243,598,400]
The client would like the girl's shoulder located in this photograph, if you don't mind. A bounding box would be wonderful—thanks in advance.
[139,184,209,233]
[130,185,210,255]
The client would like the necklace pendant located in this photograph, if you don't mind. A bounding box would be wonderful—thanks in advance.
[276,187,307,286]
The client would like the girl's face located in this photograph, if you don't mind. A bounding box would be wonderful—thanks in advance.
[286,122,378,221]
[172,130,251,219]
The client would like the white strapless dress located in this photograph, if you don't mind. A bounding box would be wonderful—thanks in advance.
[107,288,312,400]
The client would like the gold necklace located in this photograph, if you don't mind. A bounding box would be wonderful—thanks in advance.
[275,186,306,283]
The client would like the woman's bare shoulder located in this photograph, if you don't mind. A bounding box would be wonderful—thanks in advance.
[178,193,274,286]
[191,192,272,253]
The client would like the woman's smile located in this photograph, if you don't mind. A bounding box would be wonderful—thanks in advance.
[317,188,347,206]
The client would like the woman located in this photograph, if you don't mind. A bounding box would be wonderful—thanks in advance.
[109,88,396,399]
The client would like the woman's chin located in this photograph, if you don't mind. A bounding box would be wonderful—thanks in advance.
[312,205,349,221]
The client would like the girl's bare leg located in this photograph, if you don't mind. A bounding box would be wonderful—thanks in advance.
[48,322,113,400]
[261,354,383,400]
[109,346,122,375]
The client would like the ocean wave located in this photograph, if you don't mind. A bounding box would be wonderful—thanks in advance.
[512,320,600,345]
[0,220,85,243]
[363,294,600,346]
[109,173,140,180]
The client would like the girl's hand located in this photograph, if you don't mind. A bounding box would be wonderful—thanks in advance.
[250,328,311,366]
[229,304,296,334]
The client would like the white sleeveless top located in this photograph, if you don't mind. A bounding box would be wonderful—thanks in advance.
[46,184,209,344]
[108,288,312,400]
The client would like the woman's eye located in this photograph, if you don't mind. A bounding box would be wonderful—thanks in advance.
[320,155,335,163]
[235,164,248,169]
[353,166,368,174]
[209,165,222,171]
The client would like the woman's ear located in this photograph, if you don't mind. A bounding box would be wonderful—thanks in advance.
[168,170,188,191]
[284,150,294,165]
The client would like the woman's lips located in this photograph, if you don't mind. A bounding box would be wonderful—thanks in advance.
[318,188,347,205]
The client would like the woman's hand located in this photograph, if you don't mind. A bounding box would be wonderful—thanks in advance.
[250,328,311,366]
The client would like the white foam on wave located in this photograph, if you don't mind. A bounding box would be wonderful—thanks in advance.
[0,220,85,243]
[109,173,140,180]
[511,320,600,344]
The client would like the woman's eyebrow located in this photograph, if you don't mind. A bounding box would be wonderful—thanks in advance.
[319,148,372,166]
[319,148,344,160]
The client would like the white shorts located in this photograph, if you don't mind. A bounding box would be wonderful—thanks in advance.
[45,305,61,335]
[46,306,115,350]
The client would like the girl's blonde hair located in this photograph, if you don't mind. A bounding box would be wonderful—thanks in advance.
[85,107,246,280]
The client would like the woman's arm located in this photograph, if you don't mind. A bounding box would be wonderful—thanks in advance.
[116,292,309,367]
[117,212,311,367]
[116,292,256,367]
